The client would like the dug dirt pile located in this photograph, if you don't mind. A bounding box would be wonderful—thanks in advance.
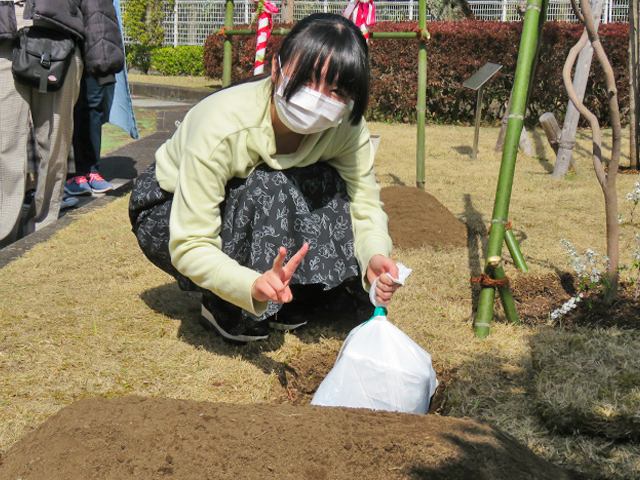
[0,396,570,480]
[381,186,467,249]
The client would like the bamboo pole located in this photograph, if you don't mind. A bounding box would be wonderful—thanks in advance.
[222,0,234,87]
[505,230,529,272]
[475,0,548,338]
[416,0,427,188]
[494,95,534,155]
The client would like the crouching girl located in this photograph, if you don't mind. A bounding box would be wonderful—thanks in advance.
[130,13,402,343]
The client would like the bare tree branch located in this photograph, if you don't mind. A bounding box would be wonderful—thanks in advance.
[580,0,622,175]
[570,0,586,24]
[563,31,606,185]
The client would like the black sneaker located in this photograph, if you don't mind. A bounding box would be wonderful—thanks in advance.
[268,312,307,331]
[22,188,36,211]
[200,303,269,344]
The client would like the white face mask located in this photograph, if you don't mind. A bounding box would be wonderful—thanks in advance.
[274,69,350,135]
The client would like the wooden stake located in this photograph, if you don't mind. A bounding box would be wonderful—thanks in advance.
[539,112,561,153]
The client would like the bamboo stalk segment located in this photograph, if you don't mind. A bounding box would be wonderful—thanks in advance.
[475,0,549,338]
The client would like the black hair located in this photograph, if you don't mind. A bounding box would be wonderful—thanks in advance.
[275,13,370,126]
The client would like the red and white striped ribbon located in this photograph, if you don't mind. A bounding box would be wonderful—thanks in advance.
[342,0,376,42]
[253,0,279,75]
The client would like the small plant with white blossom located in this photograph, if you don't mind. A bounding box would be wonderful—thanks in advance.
[559,239,609,291]
[552,182,640,321]
[550,240,610,321]
[549,292,584,321]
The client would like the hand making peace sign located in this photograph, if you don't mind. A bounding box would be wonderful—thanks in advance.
[251,243,310,304]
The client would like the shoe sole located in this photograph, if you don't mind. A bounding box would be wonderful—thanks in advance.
[268,320,308,331]
[201,305,269,343]
[64,188,92,196]
[90,186,114,194]
[61,199,79,209]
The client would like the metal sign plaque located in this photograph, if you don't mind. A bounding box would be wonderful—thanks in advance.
[462,62,503,91]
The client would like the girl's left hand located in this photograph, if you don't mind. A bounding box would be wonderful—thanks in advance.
[366,255,401,306]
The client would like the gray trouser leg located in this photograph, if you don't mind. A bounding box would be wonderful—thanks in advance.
[0,40,29,247]
[23,50,83,235]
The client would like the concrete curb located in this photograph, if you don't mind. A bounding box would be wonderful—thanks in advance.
[129,82,216,103]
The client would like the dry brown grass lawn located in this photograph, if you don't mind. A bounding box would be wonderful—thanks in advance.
[128,74,221,89]
[531,327,640,441]
[2,123,640,478]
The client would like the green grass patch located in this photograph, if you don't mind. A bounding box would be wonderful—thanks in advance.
[101,108,157,155]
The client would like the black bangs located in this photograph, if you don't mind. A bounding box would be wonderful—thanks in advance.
[277,13,369,125]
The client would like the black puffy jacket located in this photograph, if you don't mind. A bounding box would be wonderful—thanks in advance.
[32,0,84,39]
[0,0,123,77]
[0,2,17,41]
[0,0,83,42]
[80,0,124,77]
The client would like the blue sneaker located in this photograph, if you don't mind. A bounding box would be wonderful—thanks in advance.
[64,176,92,196]
[87,172,114,193]
[60,194,79,210]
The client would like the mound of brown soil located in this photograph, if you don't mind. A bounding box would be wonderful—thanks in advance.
[0,396,569,480]
[381,186,467,250]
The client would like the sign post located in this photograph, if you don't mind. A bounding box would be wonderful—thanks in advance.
[463,62,502,160]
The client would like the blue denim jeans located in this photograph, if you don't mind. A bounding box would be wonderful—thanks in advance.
[70,74,115,177]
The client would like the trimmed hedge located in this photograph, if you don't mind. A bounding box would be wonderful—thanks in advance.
[151,46,205,76]
[126,46,205,76]
[203,21,630,126]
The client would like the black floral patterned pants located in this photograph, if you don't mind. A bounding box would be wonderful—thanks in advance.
[129,162,371,330]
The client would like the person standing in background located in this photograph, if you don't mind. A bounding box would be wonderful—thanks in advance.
[65,0,133,197]
[0,0,84,248]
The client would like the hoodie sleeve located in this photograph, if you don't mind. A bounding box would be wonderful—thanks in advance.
[327,121,392,291]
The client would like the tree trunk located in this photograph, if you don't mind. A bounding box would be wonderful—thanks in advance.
[630,0,640,170]
[280,0,294,23]
[603,184,620,304]
[564,0,622,304]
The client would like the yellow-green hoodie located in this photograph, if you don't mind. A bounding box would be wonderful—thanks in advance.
[155,77,392,316]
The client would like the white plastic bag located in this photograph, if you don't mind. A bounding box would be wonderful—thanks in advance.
[311,265,438,414]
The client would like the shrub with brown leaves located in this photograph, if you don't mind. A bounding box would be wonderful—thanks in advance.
[202,20,629,127]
